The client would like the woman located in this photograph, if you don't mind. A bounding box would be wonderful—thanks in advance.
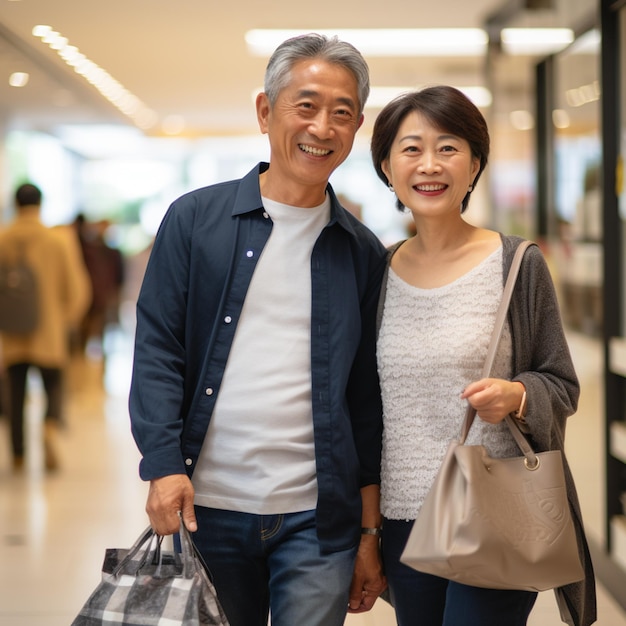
[371,86,596,626]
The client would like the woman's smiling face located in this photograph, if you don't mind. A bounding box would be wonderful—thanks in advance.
[382,111,480,218]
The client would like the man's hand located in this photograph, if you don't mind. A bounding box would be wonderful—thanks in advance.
[146,474,197,535]
[347,534,387,613]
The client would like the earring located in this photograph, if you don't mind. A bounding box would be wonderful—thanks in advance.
[388,183,394,192]
[467,184,474,193]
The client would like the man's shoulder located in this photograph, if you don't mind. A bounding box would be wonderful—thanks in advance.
[344,213,386,256]
[175,177,241,206]
[174,163,261,209]
[170,172,261,224]
[0,220,51,244]
[160,181,242,233]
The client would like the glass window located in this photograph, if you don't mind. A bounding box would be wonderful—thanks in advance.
[551,29,602,338]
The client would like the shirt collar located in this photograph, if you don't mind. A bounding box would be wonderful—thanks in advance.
[232,162,358,239]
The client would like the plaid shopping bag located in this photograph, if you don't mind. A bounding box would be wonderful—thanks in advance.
[71,515,229,626]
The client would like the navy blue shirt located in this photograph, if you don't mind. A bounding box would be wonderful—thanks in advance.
[129,163,387,552]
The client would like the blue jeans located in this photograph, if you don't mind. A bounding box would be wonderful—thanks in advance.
[192,507,358,626]
[382,518,538,626]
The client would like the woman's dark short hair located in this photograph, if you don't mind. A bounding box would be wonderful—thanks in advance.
[371,85,490,213]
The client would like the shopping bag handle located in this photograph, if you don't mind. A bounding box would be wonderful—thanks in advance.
[112,512,198,579]
[459,240,538,468]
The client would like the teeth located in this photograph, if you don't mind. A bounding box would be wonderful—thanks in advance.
[416,184,446,191]
[299,144,331,156]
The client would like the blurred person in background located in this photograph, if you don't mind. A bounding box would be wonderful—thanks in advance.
[0,183,90,472]
[74,214,124,359]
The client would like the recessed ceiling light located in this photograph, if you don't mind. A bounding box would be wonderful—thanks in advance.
[510,109,534,131]
[552,109,570,129]
[9,72,29,87]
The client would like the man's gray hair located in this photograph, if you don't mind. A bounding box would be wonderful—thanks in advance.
[263,33,370,115]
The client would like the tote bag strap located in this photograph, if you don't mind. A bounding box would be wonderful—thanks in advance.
[459,240,533,445]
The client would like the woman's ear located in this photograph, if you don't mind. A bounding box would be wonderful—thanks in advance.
[470,157,480,185]
[381,159,392,187]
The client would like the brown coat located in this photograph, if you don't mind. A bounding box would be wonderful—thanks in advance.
[0,208,91,368]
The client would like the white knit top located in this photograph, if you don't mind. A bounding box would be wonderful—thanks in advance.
[378,246,520,521]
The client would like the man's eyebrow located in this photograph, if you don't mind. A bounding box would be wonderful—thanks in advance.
[295,89,357,110]
[335,96,357,110]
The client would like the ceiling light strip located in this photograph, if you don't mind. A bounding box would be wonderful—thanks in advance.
[32,24,157,129]
[246,27,577,58]
[245,29,488,57]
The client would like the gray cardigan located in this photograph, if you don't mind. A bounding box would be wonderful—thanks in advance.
[377,234,597,626]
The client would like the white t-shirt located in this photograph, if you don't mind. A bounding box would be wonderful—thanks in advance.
[192,195,330,514]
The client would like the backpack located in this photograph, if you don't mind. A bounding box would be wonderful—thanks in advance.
[0,242,40,334]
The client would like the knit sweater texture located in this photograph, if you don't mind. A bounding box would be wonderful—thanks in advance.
[379,246,519,520]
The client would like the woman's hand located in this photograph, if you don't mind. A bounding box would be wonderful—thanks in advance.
[461,378,525,423]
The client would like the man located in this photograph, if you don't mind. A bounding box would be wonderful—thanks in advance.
[129,33,387,625]
[0,183,90,471]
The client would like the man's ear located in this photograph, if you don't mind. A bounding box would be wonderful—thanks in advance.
[356,113,364,132]
[256,92,271,134]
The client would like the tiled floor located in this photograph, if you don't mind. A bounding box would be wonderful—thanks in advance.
[0,325,625,625]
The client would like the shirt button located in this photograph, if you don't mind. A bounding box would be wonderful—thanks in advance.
[263,211,269,219]
[246,250,254,258]
[205,387,213,396]
[224,316,232,324]
[185,458,193,466]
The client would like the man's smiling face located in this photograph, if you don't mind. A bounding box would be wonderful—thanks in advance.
[256,58,363,206]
